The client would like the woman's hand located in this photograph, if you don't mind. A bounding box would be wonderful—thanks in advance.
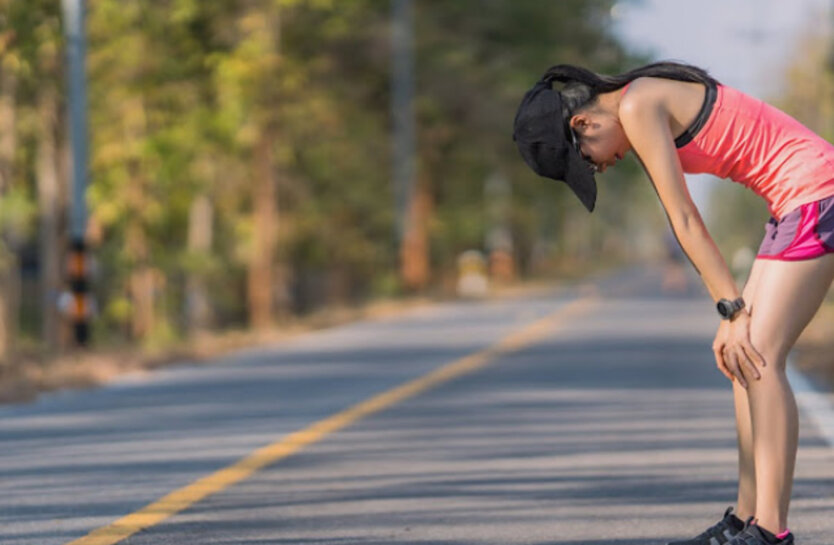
[712,311,766,389]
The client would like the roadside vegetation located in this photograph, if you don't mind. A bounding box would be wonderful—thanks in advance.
[1,1,666,403]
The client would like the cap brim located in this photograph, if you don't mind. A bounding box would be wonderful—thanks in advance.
[512,83,597,213]
[564,146,597,212]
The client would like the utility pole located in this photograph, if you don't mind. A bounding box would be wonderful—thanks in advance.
[390,0,416,261]
[61,0,92,345]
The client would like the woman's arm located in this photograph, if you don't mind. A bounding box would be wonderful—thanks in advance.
[619,82,765,387]
[619,85,739,302]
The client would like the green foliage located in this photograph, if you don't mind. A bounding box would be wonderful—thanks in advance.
[4,0,658,348]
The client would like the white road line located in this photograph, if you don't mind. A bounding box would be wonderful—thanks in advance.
[787,354,834,448]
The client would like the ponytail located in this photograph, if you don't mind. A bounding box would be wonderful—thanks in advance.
[541,61,720,121]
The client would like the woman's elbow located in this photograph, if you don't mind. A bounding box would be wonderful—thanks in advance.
[669,208,705,236]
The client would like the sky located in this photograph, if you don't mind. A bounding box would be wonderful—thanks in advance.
[611,0,833,215]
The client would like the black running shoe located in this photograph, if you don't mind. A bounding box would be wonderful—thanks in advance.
[668,507,745,545]
[726,518,794,545]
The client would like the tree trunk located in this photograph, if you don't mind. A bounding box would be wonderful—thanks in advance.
[57,112,73,350]
[186,193,213,334]
[400,170,431,291]
[244,4,283,330]
[126,175,155,340]
[36,83,62,353]
[0,66,19,364]
[118,95,155,342]
[247,130,277,330]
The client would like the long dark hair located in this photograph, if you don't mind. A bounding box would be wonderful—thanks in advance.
[542,61,720,122]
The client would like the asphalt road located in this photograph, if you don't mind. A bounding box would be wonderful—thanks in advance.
[2,266,833,545]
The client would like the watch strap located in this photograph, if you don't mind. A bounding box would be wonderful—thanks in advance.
[718,296,745,319]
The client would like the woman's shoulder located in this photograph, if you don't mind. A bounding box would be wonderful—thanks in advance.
[618,77,677,116]
[620,77,711,120]
[621,76,708,99]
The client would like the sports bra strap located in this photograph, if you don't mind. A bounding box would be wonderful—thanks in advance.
[620,82,631,96]
[618,80,717,148]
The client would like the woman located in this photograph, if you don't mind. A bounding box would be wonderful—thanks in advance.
[512,61,834,545]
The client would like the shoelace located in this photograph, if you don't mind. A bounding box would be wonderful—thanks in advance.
[693,507,737,542]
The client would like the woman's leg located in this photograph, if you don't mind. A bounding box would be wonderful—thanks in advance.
[733,259,765,521]
[742,253,834,534]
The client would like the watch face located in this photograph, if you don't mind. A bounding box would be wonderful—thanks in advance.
[717,300,731,317]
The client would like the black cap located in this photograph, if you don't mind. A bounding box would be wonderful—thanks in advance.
[512,79,597,212]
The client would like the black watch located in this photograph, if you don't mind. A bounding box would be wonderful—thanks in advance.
[716,297,745,320]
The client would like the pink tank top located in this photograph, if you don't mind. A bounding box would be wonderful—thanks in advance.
[625,82,834,220]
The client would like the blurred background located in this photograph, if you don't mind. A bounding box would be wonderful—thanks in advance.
[0,0,833,401]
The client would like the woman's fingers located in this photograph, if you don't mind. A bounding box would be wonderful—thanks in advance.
[714,345,734,381]
[739,344,763,380]
[726,349,748,389]
[743,341,767,368]
[712,319,767,389]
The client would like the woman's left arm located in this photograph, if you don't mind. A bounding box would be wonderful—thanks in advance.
[619,86,765,386]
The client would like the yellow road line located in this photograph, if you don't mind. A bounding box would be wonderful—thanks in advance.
[66,295,598,545]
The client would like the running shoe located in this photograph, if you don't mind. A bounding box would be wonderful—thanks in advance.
[667,507,745,545]
[725,518,794,545]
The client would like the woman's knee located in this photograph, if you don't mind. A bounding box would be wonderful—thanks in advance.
[748,325,789,372]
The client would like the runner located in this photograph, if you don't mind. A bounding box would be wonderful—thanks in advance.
[512,61,834,545]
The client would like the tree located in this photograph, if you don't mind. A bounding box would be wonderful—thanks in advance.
[0,6,21,361]
[0,0,656,361]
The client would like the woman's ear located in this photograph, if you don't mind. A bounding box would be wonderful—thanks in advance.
[570,113,594,136]
[570,114,591,134]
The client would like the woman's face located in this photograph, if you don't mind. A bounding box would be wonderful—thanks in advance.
[569,109,631,173]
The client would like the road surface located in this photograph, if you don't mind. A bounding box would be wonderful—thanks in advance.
[2,266,833,544]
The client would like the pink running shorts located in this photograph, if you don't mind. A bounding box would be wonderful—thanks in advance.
[756,194,834,261]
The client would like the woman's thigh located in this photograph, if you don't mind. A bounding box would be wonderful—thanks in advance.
[745,254,834,369]
[742,258,766,313]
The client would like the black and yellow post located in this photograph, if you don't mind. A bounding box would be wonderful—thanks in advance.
[62,0,91,346]
[66,238,90,346]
